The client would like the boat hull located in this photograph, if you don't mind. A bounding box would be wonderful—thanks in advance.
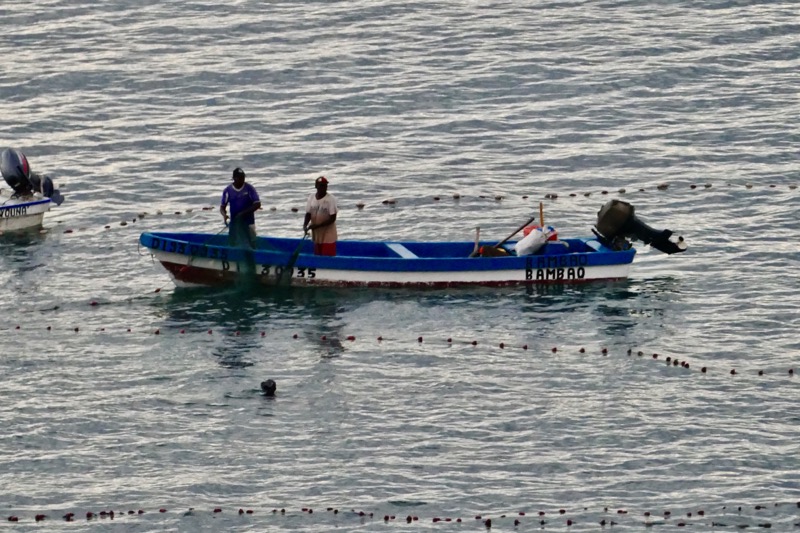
[0,196,51,232]
[140,232,636,289]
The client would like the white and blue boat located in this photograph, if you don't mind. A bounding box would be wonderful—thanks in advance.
[0,148,64,233]
[139,200,686,289]
[0,193,54,233]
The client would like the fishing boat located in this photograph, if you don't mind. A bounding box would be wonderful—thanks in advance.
[139,200,686,289]
[0,194,53,233]
[0,148,65,233]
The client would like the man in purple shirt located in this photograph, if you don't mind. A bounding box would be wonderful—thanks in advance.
[220,167,261,247]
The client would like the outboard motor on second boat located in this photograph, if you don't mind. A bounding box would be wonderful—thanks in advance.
[1,147,65,205]
[593,199,687,255]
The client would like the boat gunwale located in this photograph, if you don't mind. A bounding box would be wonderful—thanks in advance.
[0,197,51,210]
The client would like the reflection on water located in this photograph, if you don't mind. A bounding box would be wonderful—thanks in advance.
[161,279,684,314]
[160,285,351,323]
[0,230,51,302]
[518,281,630,312]
[153,277,688,360]
[593,277,684,338]
[0,229,48,265]
[0,227,48,246]
[158,280,683,330]
[159,285,352,364]
[508,278,686,339]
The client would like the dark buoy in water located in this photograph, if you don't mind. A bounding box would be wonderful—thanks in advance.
[261,379,276,397]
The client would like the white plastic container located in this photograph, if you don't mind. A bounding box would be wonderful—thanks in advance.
[514,226,556,255]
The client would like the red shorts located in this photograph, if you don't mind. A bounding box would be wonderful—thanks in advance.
[314,242,336,256]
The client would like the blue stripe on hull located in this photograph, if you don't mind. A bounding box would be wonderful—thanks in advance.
[0,198,51,211]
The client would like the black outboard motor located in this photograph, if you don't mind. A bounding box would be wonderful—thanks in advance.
[1,148,64,205]
[593,199,687,254]
[29,172,65,206]
[1,147,32,195]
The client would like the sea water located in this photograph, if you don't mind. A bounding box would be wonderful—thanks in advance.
[1,1,799,531]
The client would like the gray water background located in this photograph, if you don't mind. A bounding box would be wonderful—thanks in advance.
[1,1,799,531]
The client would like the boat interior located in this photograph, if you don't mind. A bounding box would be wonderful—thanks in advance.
[159,233,599,259]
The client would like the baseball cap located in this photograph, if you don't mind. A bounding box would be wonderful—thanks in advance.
[232,167,245,179]
[315,176,328,185]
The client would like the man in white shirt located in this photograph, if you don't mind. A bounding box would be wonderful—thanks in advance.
[303,176,338,256]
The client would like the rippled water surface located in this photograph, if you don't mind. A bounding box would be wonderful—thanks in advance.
[1,1,799,531]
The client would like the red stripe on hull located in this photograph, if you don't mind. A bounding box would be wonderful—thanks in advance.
[161,261,241,286]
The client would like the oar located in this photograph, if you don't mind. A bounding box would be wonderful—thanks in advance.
[469,211,540,257]
[278,231,308,286]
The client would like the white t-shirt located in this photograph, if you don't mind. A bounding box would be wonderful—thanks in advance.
[306,193,338,243]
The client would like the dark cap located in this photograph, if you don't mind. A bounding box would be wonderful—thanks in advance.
[315,176,328,185]
[232,167,245,179]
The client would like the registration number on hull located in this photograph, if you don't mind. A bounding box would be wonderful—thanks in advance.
[257,265,316,278]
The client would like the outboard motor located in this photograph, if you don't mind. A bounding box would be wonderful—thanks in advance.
[1,148,64,205]
[593,199,687,255]
[29,172,65,205]
[1,147,33,195]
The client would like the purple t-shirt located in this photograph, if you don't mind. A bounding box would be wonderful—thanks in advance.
[221,183,260,225]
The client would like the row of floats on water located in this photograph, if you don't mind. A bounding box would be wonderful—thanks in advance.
[1,147,687,289]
